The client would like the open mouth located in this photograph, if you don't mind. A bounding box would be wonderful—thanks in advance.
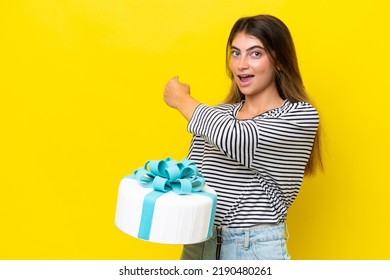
[238,74,254,83]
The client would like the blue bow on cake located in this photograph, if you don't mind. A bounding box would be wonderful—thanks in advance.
[131,157,206,194]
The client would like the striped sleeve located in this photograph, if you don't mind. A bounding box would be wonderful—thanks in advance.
[188,104,258,168]
[253,102,319,171]
[252,103,319,207]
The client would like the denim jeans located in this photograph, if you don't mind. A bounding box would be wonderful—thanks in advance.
[181,223,290,260]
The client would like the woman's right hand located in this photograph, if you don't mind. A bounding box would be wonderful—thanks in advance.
[163,76,200,121]
[163,76,190,109]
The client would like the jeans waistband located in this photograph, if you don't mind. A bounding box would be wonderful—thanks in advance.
[213,223,288,243]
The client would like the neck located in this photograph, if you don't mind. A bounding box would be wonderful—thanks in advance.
[238,90,284,119]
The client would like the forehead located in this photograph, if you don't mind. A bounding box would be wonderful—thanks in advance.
[231,32,264,49]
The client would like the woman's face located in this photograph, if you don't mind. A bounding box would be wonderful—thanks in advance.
[229,32,277,97]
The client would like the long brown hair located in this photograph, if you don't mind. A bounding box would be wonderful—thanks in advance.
[224,14,323,175]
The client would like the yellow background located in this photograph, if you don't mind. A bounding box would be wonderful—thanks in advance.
[1,0,389,259]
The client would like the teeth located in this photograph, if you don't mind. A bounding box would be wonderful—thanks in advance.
[238,74,254,81]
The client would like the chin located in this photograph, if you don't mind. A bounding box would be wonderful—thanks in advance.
[239,89,254,96]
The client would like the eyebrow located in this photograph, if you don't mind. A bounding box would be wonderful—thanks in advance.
[231,45,265,52]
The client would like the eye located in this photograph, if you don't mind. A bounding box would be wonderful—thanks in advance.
[251,51,262,58]
[231,50,240,57]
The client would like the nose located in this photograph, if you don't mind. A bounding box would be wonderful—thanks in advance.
[238,55,249,70]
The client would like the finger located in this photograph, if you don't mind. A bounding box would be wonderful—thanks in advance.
[169,76,179,83]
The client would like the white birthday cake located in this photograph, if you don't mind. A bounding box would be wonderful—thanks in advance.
[115,158,217,244]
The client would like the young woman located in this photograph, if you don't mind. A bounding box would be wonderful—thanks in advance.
[163,14,322,260]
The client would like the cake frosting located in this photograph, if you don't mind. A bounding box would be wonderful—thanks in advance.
[115,158,217,244]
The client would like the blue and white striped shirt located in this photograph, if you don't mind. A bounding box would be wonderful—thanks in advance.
[187,100,319,227]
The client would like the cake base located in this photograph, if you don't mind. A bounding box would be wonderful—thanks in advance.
[115,177,216,244]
